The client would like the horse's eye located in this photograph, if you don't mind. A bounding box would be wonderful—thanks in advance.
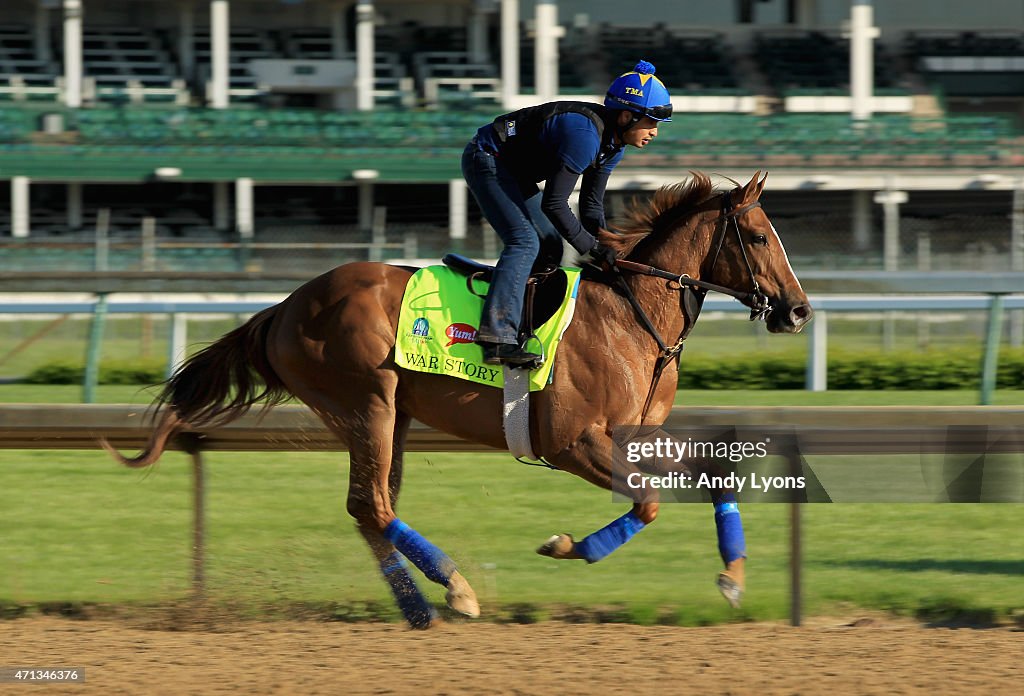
[752,234,768,246]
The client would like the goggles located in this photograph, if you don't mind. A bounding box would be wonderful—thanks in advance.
[644,103,673,120]
[606,93,673,121]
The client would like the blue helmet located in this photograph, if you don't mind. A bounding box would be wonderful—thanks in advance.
[604,60,673,122]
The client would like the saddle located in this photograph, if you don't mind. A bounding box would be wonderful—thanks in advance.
[442,253,567,339]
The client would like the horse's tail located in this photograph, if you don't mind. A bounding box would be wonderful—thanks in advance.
[101,305,290,468]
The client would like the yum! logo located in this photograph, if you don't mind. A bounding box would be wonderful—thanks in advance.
[445,323,478,347]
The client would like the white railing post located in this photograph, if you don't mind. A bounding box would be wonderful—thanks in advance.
[806,309,827,391]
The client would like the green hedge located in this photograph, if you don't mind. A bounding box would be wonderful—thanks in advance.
[20,350,1024,390]
[24,360,166,385]
[677,349,1024,390]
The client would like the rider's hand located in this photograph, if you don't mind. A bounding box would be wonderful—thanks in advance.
[584,243,618,271]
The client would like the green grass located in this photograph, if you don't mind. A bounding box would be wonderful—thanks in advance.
[1,450,1021,625]
[1,385,1022,625]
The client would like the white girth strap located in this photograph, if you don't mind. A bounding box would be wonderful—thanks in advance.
[502,366,536,460]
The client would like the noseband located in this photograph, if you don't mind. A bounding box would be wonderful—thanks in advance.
[608,191,773,422]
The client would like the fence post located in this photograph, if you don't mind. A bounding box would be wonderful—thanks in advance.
[167,313,188,379]
[94,208,110,271]
[805,309,827,391]
[370,206,387,262]
[82,293,108,404]
[980,294,1005,405]
[403,231,418,261]
[141,217,156,271]
[180,433,206,599]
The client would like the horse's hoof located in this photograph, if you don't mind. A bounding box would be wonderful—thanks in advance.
[445,571,480,618]
[536,533,577,559]
[716,571,744,609]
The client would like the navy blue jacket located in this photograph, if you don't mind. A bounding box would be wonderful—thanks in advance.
[473,102,624,254]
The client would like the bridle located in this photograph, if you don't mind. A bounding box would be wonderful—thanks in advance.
[607,190,773,421]
[616,192,771,326]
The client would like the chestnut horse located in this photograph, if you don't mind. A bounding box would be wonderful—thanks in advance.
[105,171,811,628]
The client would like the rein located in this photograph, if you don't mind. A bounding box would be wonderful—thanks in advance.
[609,192,771,422]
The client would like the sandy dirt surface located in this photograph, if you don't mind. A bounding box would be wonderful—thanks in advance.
[0,615,1020,695]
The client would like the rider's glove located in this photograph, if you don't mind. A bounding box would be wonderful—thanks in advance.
[582,243,618,271]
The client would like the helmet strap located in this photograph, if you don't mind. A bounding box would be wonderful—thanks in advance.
[615,111,644,141]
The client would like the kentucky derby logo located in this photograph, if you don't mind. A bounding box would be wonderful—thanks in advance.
[445,323,477,347]
[411,317,430,338]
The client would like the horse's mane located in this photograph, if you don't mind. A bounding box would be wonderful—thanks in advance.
[598,171,717,258]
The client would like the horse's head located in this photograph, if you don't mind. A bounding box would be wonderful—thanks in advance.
[604,171,812,334]
[708,172,812,333]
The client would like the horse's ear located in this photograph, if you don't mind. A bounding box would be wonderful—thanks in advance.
[741,171,762,202]
[753,171,769,198]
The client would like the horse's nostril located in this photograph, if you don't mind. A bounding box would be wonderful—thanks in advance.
[790,304,813,324]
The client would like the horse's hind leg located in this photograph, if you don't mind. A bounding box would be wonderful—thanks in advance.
[343,397,480,620]
[354,413,437,629]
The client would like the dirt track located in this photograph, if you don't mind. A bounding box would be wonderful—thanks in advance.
[1,615,1020,695]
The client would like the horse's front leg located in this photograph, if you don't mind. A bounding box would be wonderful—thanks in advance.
[536,426,659,562]
[688,457,747,608]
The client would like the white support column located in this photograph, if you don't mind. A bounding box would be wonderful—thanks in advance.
[330,1,350,57]
[210,0,230,109]
[12,176,30,238]
[35,1,53,63]
[213,181,230,230]
[534,0,562,102]
[62,0,82,108]
[848,0,878,121]
[449,179,467,240]
[355,0,375,112]
[178,1,195,81]
[235,177,254,238]
[468,0,490,65]
[874,189,906,271]
[851,189,871,251]
[500,0,519,108]
[67,181,82,229]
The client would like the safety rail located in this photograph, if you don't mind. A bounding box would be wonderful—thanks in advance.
[2,403,1020,627]
[2,291,1021,402]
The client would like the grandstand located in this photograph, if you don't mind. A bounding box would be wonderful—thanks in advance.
[0,0,1022,275]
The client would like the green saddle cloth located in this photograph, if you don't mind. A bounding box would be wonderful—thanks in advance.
[395,265,582,391]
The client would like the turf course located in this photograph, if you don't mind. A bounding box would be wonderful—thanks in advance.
[1,386,1022,626]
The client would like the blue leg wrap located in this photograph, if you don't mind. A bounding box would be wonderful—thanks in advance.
[574,511,646,564]
[379,551,437,629]
[713,492,747,564]
[383,518,458,586]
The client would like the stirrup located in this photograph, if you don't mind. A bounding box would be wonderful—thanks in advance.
[481,343,542,367]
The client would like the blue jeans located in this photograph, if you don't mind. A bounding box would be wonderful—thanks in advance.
[461,143,562,345]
